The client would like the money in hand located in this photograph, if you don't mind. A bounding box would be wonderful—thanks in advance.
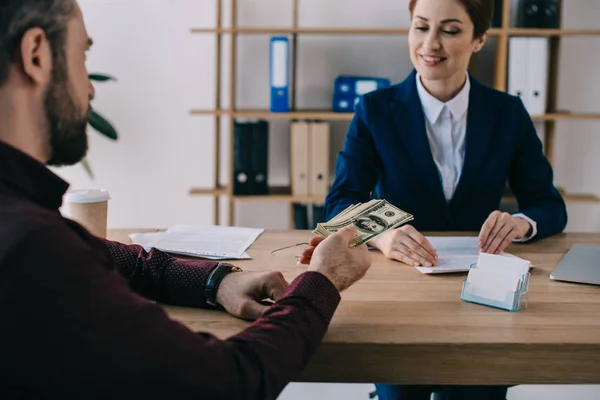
[313,200,414,247]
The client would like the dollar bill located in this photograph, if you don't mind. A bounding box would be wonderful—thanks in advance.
[327,200,374,224]
[313,200,414,247]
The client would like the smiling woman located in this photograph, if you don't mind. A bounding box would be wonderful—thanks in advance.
[407,0,490,102]
[323,0,567,395]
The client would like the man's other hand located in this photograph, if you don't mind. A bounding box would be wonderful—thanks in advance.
[216,271,289,320]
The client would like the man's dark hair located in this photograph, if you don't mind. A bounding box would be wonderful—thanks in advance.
[0,0,74,86]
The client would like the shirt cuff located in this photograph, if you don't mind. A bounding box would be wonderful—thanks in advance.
[512,213,537,242]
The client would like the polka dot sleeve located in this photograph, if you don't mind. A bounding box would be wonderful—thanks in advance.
[104,240,218,308]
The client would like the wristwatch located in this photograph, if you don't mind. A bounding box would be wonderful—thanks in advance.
[205,262,243,307]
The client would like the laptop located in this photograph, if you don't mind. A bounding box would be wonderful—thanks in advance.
[550,244,600,285]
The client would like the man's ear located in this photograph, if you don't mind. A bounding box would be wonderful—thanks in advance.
[19,28,52,85]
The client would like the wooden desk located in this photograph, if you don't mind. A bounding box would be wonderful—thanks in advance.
[108,230,600,385]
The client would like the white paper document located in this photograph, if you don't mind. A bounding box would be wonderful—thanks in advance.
[129,225,264,260]
[414,236,520,274]
[414,236,480,274]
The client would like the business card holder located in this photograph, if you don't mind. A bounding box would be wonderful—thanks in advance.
[460,263,530,312]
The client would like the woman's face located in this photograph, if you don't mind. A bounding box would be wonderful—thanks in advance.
[408,0,486,83]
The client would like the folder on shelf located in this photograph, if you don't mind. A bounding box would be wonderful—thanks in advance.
[233,121,253,195]
[250,120,269,195]
[292,203,326,230]
[233,119,269,196]
[332,75,390,112]
[270,37,290,112]
[508,37,530,110]
[508,37,549,115]
[312,204,326,226]
[309,121,331,197]
[292,203,309,229]
[527,37,550,116]
[517,0,561,29]
[492,0,503,27]
[290,121,310,196]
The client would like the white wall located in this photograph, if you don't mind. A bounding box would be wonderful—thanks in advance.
[56,0,600,398]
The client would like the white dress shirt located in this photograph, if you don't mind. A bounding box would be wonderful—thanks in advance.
[415,73,537,241]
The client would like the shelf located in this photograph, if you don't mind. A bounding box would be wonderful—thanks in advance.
[194,0,600,227]
[189,186,326,203]
[503,193,600,204]
[190,109,230,116]
[191,27,502,36]
[234,194,326,203]
[233,186,326,203]
[531,113,600,121]
[190,27,600,36]
[562,194,600,203]
[189,186,228,196]
[191,109,600,122]
[507,28,600,36]
[190,187,599,204]
[190,109,355,120]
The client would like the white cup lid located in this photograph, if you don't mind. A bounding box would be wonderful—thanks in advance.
[65,188,111,203]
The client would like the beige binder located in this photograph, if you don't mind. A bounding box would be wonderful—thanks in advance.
[290,121,310,196]
[309,121,330,197]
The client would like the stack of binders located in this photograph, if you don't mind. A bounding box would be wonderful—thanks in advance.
[508,36,549,116]
[232,120,269,196]
[290,120,330,199]
[290,121,331,229]
[517,0,561,29]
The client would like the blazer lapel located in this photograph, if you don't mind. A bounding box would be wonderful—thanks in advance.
[389,71,447,210]
[450,77,498,208]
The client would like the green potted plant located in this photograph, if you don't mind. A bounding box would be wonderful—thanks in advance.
[82,73,119,178]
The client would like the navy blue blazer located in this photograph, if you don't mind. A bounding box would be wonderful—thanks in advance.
[324,70,567,239]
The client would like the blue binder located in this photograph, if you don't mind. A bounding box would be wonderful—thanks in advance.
[270,37,289,112]
[332,75,391,112]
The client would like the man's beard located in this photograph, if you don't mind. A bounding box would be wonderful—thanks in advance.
[45,61,90,167]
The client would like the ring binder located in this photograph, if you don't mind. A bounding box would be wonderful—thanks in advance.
[460,263,530,312]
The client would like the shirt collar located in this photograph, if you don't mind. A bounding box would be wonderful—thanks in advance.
[416,72,470,123]
[0,140,69,210]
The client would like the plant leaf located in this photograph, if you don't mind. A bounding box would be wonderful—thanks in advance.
[89,109,118,140]
[81,157,94,180]
[88,73,116,82]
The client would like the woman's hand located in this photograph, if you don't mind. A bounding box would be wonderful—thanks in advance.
[369,225,438,266]
[478,211,531,254]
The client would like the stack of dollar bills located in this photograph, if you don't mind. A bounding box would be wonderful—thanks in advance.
[313,199,414,247]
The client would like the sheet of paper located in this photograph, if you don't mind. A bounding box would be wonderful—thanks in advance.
[414,237,523,274]
[415,237,480,274]
[415,254,479,274]
[130,232,252,259]
[129,225,263,259]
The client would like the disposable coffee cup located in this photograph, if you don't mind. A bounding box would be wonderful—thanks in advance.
[63,189,111,238]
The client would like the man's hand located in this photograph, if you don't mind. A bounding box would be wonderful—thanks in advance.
[304,225,372,292]
[369,225,438,266]
[299,235,325,266]
[478,211,531,254]
[216,271,289,321]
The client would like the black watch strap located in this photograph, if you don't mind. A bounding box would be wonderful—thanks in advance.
[205,262,242,307]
